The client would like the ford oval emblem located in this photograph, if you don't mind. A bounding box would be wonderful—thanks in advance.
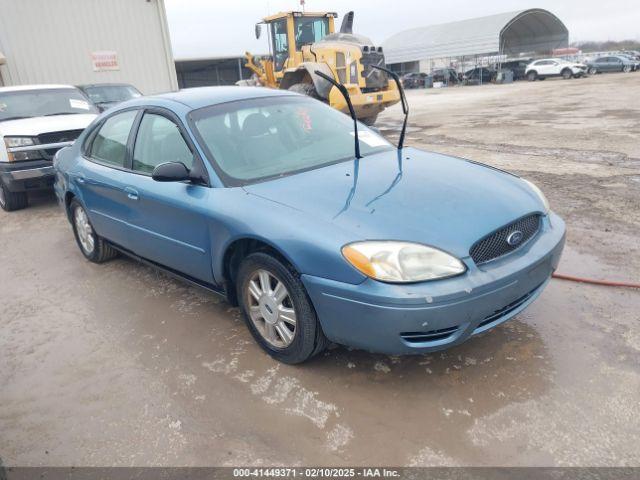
[507,230,524,246]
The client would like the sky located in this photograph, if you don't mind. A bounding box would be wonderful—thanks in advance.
[164,0,640,59]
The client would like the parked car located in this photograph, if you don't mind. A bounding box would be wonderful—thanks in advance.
[431,68,459,85]
[400,72,429,89]
[586,55,635,75]
[501,60,531,81]
[525,58,587,81]
[77,83,142,112]
[617,54,640,71]
[54,86,565,364]
[0,85,98,211]
[464,67,495,85]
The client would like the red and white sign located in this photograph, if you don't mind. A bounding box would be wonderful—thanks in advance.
[91,51,119,72]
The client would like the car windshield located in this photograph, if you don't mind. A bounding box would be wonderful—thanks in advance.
[0,88,97,122]
[191,95,393,185]
[82,85,141,104]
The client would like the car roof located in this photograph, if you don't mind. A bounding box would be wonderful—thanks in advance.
[151,86,298,110]
[0,84,77,93]
[78,83,136,88]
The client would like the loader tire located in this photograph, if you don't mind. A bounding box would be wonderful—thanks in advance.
[288,82,321,100]
[360,114,379,126]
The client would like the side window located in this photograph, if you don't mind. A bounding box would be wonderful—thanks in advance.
[132,113,193,174]
[90,110,137,167]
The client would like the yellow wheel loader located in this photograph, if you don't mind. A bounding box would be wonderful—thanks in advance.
[244,11,400,125]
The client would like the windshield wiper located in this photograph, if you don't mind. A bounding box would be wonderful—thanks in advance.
[314,70,362,159]
[371,65,409,150]
[43,112,79,117]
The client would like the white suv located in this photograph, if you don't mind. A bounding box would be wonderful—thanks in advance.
[525,58,587,81]
[0,85,98,211]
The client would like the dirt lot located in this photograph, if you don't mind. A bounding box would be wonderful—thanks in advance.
[1,73,639,467]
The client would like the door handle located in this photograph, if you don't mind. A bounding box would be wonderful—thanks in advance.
[124,187,139,201]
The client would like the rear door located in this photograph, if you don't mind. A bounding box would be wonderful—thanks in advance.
[123,109,214,283]
[78,109,139,248]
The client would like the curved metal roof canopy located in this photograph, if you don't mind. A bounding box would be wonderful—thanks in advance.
[383,9,568,64]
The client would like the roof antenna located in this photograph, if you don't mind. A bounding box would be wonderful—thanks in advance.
[371,65,409,150]
[314,70,362,159]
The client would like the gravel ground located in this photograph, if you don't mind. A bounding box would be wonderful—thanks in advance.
[1,72,639,467]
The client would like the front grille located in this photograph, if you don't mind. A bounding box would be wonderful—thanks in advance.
[474,282,544,333]
[360,51,388,90]
[37,129,84,159]
[470,214,541,265]
[400,326,459,344]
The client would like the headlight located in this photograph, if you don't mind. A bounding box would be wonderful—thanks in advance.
[4,136,43,162]
[342,241,466,283]
[522,178,549,213]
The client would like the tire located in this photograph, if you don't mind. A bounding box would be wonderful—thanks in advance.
[0,182,28,212]
[236,252,328,364]
[360,113,378,126]
[288,82,321,100]
[588,67,597,75]
[527,71,537,81]
[538,77,546,81]
[70,199,118,263]
[623,65,631,73]
[561,68,573,80]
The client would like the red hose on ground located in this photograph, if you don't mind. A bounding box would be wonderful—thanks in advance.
[552,273,640,289]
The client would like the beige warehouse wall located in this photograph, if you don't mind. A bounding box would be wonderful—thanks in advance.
[0,0,177,94]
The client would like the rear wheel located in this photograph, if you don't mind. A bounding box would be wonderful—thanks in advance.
[70,199,118,263]
[527,71,537,81]
[288,82,321,100]
[236,252,328,364]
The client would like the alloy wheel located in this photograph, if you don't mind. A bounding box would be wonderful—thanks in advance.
[245,269,297,348]
[0,185,5,208]
[74,206,95,254]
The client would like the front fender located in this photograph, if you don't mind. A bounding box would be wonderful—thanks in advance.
[208,189,367,286]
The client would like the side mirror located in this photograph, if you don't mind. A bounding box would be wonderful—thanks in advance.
[255,23,262,39]
[152,162,190,182]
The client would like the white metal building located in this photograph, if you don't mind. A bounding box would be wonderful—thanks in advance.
[383,9,569,73]
[0,0,178,94]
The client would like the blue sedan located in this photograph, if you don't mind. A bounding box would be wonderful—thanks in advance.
[54,86,565,364]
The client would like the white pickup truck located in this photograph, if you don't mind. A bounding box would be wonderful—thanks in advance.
[0,85,98,211]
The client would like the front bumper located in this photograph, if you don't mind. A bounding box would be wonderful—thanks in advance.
[0,160,55,192]
[302,212,566,355]
[328,82,401,119]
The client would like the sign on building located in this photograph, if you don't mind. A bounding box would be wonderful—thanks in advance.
[91,51,119,72]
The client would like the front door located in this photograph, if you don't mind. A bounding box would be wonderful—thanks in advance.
[124,110,214,283]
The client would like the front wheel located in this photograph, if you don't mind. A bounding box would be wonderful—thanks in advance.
[623,65,632,73]
[0,182,28,211]
[236,252,328,364]
[561,68,573,79]
[588,67,597,75]
[288,82,321,100]
[70,199,118,263]
[527,71,537,81]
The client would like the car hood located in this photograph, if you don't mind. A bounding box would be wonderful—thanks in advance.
[0,114,96,136]
[244,148,545,259]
